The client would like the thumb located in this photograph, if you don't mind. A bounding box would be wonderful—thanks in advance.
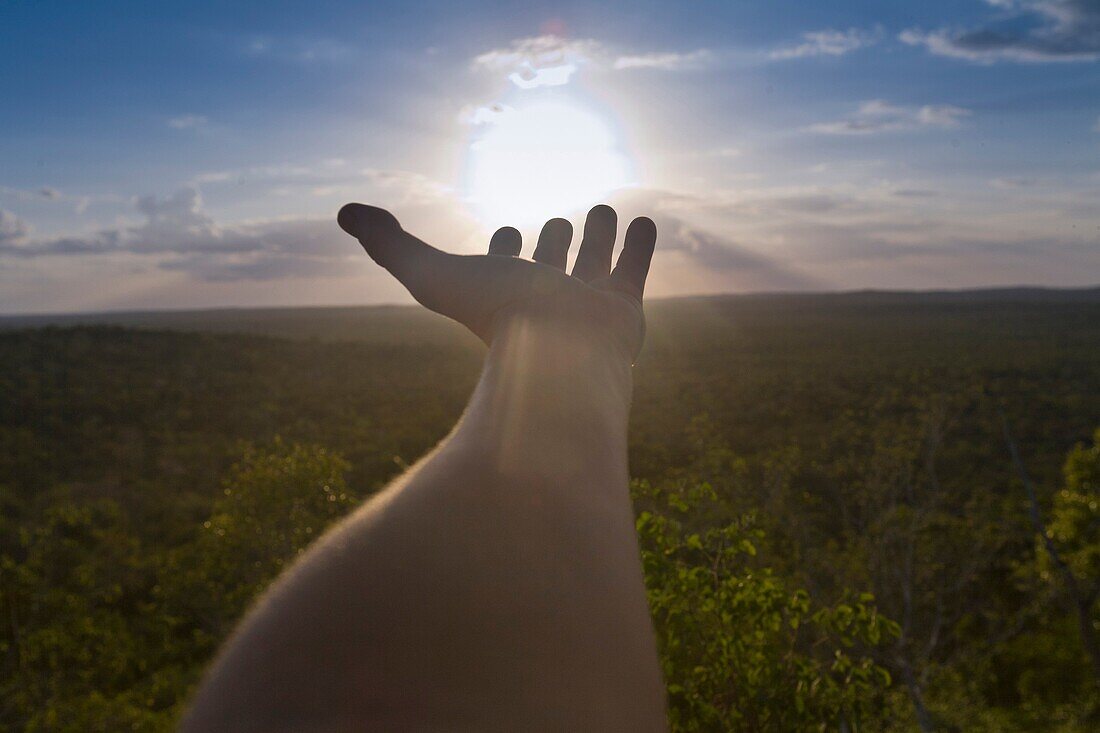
[338,203,456,304]
[338,203,435,272]
[337,202,512,343]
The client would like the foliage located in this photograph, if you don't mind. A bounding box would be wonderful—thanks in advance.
[0,499,169,731]
[1,440,356,731]
[159,440,357,638]
[1042,428,1100,585]
[1,292,1099,730]
[635,479,897,731]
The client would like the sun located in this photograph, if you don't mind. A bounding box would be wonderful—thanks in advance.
[464,96,631,228]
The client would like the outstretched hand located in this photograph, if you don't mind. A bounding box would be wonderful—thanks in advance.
[184,203,666,732]
[337,203,657,361]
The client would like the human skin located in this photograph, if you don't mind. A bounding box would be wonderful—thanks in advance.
[181,203,668,732]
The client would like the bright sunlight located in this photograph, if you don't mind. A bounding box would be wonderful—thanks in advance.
[464,96,631,227]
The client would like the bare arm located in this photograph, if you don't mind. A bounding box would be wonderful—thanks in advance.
[182,204,667,732]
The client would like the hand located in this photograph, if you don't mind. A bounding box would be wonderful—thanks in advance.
[337,203,657,361]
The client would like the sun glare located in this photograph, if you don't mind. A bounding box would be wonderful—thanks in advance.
[465,97,631,227]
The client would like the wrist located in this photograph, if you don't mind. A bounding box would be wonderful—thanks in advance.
[486,313,634,416]
[453,314,634,471]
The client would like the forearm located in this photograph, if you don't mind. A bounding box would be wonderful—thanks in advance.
[183,319,666,732]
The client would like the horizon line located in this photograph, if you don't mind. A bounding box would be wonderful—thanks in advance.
[3,283,1099,321]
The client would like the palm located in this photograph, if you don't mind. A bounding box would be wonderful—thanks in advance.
[337,203,656,358]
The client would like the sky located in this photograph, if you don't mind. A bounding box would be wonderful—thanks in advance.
[1,0,1099,314]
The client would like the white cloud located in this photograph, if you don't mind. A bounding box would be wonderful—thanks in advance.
[0,210,28,244]
[168,114,208,130]
[472,35,599,71]
[808,100,971,135]
[771,28,880,59]
[901,1,1100,63]
[243,35,355,63]
[458,103,513,126]
[612,49,713,70]
[508,64,577,89]
[916,104,972,126]
[472,35,600,88]
[471,35,714,88]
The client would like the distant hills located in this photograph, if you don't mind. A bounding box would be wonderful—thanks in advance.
[3,287,1098,344]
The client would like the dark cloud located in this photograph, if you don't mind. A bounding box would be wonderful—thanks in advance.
[902,1,1100,62]
[0,188,355,281]
[609,188,824,291]
[768,219,1099,277]
[661,220,822,290]
[159,252,351,281]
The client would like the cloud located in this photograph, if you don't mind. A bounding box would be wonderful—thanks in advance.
[661,219,822,290]
[608,188,823,292]
[472,35,600,88]
[0,210,28,245]
[612,49,713,70]
[168,114,207,130]
[458,103,514,126]
[472,35,714,88]
[2,185,69,202]
[608,177,1100,292]
[770,28,881,59]
[243,35,355,63]
[1,185,110,216]
[891,188,940,198]
[901,1,1100,62]
[808,100,971,135]
[991,176,1040,188]
[0,165,468,283]
[0,187,350,280]
[472,35,598,71]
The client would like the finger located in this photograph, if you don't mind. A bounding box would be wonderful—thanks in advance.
[571,204,617,282]
[531,218,572,270]
[487,226,522,256]
[338,202,511,343]
[337,202,450,301]
[610,216,657,300]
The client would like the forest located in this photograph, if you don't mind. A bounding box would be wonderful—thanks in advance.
[1,288,1098,731]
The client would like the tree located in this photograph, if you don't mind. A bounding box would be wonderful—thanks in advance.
[158,440,358,665]
[633,478,897,731]
[1006,424,1100,683]
[0,498,166,731]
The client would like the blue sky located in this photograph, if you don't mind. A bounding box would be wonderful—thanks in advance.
[1,0,1098,313]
